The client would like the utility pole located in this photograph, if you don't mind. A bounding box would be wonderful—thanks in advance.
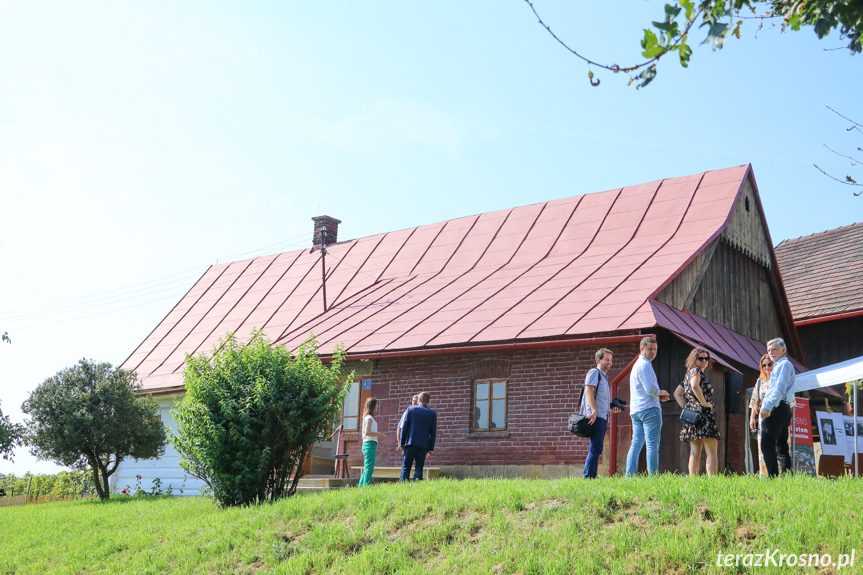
[312,215,339,313]
[320,228,328,313]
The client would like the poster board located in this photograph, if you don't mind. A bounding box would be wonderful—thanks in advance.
[841,415,863,463]
[791,398,814,475]
[816,411,847,458]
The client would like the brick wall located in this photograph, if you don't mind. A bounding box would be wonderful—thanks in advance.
[341,342,639,477]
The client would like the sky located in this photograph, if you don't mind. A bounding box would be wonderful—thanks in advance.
[1,1,860,475]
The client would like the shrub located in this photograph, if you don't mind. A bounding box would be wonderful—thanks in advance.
[170,331,349,506]
[0,471,96,498]
[22,359,167,500]
[0,400,23,461]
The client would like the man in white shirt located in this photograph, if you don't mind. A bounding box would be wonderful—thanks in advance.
[625,337,670,477]
[760,337,796,477]
[396,394,419,452]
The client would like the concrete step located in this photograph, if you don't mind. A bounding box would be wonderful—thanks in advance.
[295,486,332,494]
[296,476,358,490]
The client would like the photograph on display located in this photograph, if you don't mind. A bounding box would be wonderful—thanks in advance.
[816,412,847,458]
[820,418,838,445]
[842,416,863,459]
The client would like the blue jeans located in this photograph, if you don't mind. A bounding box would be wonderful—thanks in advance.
[359,441,377,486]
[583,417,608,479]
[400,446,428,481]
[626,407,662,477]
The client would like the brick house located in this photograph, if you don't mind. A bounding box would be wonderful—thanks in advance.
[115,164,803,491]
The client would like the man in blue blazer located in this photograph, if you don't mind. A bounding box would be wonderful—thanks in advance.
[399,391,437,481]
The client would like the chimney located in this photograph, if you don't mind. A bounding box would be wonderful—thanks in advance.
[312,216,341,247]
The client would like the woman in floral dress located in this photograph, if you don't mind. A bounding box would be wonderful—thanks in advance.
[674,348,720,476]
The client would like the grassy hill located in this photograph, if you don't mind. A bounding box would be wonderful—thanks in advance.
[0,474,857,574]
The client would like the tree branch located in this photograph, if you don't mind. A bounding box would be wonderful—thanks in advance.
[813,164,863,195]
[827,106,863,129]
[823,144,862,166]
[107,453,122,476]
[523,0,702,77]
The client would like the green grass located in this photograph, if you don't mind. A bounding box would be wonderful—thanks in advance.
[0,474,859,574]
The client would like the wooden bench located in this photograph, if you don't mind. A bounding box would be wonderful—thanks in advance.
[350,466,440,479]
[818,454,846,478]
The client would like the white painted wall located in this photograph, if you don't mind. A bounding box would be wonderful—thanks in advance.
[112,393,340,496]
[111,394,206,496]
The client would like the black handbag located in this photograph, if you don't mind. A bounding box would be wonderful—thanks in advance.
[568,373,597,438]
[568,412,593,437]
[680,407,701,425]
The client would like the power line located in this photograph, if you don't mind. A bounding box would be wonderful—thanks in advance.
[0,268,207,317]
[1,233,316,331]
[216,232,311,263]
[0,278,202,323]
[4,294,187,332]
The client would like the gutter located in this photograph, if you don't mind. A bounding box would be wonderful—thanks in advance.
[140,386,186,397]
[794,309,863,327]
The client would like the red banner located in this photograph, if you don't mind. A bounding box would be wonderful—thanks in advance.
[792,398,813,446]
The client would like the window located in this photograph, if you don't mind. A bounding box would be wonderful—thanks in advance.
[342,379,359,431]
[473,378,507,431]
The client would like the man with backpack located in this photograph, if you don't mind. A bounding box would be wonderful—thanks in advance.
[580,348,623,478]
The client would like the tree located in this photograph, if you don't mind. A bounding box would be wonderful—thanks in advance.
[170,331,349,506]
[22,359,166,501]
[525,0,863,87]
[0,401,23,461]
[814,106,863,195]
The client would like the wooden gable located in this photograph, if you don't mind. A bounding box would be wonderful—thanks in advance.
[655,174,802,359]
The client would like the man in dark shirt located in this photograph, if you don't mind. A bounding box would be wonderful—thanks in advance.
[399,391,437,481]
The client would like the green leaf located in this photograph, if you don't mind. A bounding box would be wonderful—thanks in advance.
[664,3,682,24]
[681,0,696,21]
[654,20,681,39]
[641,28,659,51]
[700,20,730,49]
[677,41,693,67]
[636,64,658,89]
[641,29,666,58]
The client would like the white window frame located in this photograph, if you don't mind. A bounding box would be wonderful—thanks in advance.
[342,379,360,431]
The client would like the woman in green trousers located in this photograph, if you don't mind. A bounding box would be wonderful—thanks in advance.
[359,398,386,486]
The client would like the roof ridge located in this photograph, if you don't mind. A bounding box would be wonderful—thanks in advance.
[776,221,863,248]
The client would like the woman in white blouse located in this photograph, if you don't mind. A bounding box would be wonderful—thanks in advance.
[359,397,387,486]
[749,354,773,477]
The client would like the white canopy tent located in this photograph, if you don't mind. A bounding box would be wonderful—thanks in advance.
[793,355,863,477]
[793,356,863,394]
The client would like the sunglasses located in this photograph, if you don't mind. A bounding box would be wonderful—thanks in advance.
[762,362,774,368]
[696,356,710,362]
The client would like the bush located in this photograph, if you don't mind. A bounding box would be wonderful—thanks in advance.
[0,471,96,498]
[171,331,349,506]
[0,400,23,461]
[22,359,167,500]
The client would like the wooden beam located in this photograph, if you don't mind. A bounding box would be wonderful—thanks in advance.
[682,239,719,312]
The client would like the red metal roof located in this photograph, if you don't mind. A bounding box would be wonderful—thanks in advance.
[124,165,754,391]
[650,300,806,373]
